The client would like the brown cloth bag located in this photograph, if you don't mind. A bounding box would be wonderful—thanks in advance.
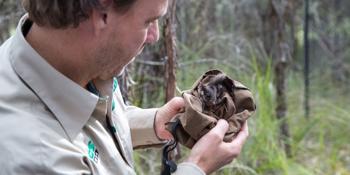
[167,70,256,149]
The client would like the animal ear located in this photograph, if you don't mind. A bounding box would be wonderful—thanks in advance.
[222,76,234,90]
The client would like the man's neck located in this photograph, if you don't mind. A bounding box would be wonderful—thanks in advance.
[25,22,95,87]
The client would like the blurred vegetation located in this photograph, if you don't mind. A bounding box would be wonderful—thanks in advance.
[1,0,349,174]
[131,0,350,174]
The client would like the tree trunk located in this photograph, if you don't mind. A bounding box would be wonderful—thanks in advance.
[275,60,291,157]
[263,0,293,157]
[304,0,310,118]
[164,0,178,102]
[164,0,181,160]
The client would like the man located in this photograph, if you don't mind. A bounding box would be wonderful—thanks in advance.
[0,0,249,174]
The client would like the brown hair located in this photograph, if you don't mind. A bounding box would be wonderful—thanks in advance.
[22,0,136,29]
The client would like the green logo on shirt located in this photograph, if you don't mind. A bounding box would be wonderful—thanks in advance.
[112,78,118,111]
[113,78,118,92]
[88,139,99,163]
[112,99,116,111]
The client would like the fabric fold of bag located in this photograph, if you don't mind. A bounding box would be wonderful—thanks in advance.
[167,69,256,149]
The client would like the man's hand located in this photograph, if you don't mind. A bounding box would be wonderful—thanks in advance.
[187,120,249,174]
[156,97,249,174]
[155,97,185,140]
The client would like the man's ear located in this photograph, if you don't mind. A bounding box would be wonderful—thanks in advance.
[91,8,108,36]
[91,0,114,36]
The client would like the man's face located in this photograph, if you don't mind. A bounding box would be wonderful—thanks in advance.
[94,0,168,79]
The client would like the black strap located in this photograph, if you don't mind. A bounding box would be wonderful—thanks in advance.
[160,118,181,175]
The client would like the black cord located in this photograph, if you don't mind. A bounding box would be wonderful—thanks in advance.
[160,119,181,175]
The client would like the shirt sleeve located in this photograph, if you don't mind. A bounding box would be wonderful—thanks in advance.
[125,106,165,148]
[113,81,164,148]
[172,162,206,175]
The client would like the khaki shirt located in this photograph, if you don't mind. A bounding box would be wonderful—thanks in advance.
[0,15,204,175]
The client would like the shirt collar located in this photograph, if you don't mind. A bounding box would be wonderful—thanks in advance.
[9,15,100,141]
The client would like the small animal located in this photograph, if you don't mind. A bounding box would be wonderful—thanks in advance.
[198,73,232,111]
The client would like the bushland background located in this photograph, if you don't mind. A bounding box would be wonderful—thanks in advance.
[1,0,349,174]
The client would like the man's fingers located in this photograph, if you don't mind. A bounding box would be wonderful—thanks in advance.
[158,97,184,120]
[166,97,185,114]
[155,97,184,140]
[208,119,229,140]
[230,121,249,146]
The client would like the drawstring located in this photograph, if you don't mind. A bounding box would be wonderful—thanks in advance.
[161,118,180,175]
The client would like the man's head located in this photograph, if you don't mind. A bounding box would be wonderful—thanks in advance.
[23,0,168,82]
[22,0,136,29]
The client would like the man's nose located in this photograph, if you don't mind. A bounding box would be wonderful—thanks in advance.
[145,20,159,44]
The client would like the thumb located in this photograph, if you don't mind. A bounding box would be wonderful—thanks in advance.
[208,119,229,140]
[155,97,185,140]
[157,97,185,121]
